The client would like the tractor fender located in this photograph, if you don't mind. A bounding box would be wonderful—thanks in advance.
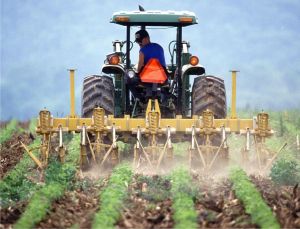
[182,64,205,77]
[102,64,125,75]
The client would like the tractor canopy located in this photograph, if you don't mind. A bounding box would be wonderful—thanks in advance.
[111,10,198,26]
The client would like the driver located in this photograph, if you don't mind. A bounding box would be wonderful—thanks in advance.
[135,29,166,72]
[127,29,167,99]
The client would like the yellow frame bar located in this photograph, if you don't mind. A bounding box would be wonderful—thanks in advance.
[45,115,254,133]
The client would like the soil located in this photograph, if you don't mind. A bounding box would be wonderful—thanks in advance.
[251,175,300,228]
[0,132,34,179]
[117,174,174,229]
[0,201,27,229]
[193,174,258,228]
[35,178,106,229]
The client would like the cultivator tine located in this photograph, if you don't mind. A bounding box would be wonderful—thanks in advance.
[192,126,207,168]
[133,127,141,167]
[57,126,66,163]
[136,138,154,168]
[156,136,170,169]
[80,125,88,167]
[264,142,287,171]
[246,128,250,151]
[86,132,97,163]
[20,142,43,169]
[100,135,119,167]
[254,137,262,171]
[100,125,119,166]
[221,126,228,149]
[208,137,227,170]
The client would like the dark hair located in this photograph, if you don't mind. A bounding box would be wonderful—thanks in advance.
[135,29,149,42]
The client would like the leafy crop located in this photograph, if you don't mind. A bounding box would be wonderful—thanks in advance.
[136,175,171,202]
[92,163,133,229]
[170,167,197,229]
[15,134,80,229]
[14,183,65,229]
[28,118,37,134]
[0,138,41,206]
[270,153,300,185]
[0,119,18,144]
[229,167,280,229]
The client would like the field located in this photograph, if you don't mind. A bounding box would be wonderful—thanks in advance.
[0,110,300,229]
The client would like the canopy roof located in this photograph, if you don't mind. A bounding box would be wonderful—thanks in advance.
[110,10,198,26]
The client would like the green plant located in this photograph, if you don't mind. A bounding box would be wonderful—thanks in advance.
[0,119,18,144]
[270,153,300,185]
[173,142,190,157]
[136,175,171,202]
[229,167,280,229]
[28,118,37,134]
[170,167,197,229]
[14,134,80,228]
[14,183,65,229]
[92,163,133,229]
[0,138,41,206]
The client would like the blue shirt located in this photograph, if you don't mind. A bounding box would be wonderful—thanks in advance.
[140,43,166,67]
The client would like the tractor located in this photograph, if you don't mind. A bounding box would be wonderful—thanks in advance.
[23,9,274,172]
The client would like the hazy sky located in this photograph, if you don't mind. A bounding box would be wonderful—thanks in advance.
[1,0,300,120]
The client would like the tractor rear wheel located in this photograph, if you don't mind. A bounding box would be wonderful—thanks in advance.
[81,75,114,117]
[192,75,228,168]
[192,75,226,118]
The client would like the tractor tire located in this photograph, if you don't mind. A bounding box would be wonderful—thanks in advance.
[81,75,114,117]
[192,75,227,118]
[192,75,228,168]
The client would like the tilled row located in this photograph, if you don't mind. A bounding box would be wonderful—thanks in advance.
[36,179,105,229]
[193,174,257,228]
[251,175,300,228]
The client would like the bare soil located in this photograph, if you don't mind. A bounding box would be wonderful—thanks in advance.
[193,174,258,228]
[117,174,174,229]
[0,132,34,179]
[0,201,27,229]
[251,175,300,228]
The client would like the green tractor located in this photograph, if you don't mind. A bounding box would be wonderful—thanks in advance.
[81,10,226,120]
[28,8,273,172]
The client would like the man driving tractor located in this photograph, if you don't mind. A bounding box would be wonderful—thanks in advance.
[127,29,168,100]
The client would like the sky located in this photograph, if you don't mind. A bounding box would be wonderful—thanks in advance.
[1,0,300,120]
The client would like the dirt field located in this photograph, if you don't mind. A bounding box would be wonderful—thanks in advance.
[1,125,299,229]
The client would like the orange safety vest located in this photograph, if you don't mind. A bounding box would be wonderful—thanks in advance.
[139,58,167,84]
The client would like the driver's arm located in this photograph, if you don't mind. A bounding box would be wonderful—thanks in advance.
[137,51,144,73]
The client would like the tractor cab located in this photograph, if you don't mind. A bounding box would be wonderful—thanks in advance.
[101,10,205,117]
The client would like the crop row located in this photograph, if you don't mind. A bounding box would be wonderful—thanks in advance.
[0,119,40,206]
[229,167,280,229]
[15,134,80,229]
[92,163,133,228]
[170,167,198,229]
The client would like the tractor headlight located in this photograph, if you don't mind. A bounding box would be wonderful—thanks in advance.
[108,54,120,65]
[127,70,136,78]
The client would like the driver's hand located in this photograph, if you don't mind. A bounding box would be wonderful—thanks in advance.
[133,64,138,73]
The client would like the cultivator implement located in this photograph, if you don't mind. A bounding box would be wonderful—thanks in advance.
[22,70,275,171]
